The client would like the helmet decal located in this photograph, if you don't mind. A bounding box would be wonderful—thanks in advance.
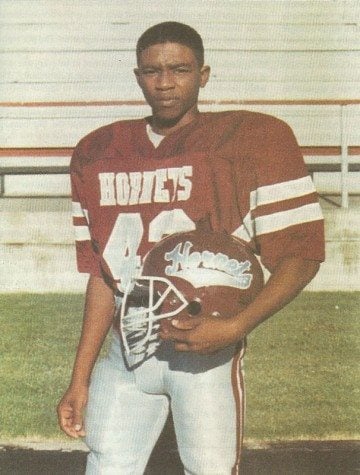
[164,240,253,289]
[117,230,264,365]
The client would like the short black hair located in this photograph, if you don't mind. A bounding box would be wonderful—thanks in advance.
[136,22,204,66]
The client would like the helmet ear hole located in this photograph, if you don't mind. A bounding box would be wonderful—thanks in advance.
[187,299,202,316]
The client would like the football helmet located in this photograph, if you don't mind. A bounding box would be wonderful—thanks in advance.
[118,230,264,356]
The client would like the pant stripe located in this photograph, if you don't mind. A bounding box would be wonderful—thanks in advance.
[231,342,246,475]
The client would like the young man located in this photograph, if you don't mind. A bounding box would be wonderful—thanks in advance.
[57,22,325,474]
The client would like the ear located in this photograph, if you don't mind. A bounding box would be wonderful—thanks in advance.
[199,65,210,88]
[133,68,141,86]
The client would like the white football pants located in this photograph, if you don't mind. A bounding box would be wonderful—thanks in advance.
[85,331,245,475]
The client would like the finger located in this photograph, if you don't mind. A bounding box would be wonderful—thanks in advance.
[72,406,86,437]
[174,341,215,354]
[75,424,86,437]
[61,417,84,438]
[59,411,79,438]
[58,402,85,438]
[160,326,191,341]
[171,317,202,330]
[57,402,73,430]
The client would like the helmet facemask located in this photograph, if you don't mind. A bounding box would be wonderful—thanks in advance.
[119,276,189,356]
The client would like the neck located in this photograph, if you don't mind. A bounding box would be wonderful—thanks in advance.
[150,109,199,136]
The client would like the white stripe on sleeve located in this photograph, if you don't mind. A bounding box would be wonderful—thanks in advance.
[256,176,316,207]
[255,202,323,236]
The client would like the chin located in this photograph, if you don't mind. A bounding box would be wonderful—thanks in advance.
[157,116,182,128]
[152,112,184,129]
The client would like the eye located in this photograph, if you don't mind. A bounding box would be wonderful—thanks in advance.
[175,67,191,74]
[141,69,157,76]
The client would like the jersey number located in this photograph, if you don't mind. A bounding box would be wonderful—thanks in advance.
[103,209,195,290]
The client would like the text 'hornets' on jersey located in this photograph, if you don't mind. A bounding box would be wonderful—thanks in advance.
[98,166,193,206]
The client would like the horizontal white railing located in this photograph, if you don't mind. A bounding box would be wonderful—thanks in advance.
[1,101,359,207]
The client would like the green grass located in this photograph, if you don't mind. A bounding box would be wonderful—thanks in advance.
[245,292,360,441]
[0,294,85,440]
[0,292,359,442]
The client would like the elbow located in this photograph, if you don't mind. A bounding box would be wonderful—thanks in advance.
[302,259,321,286]
[275,255,322,288]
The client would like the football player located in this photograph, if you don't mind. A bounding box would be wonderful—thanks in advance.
[57,22,325,474]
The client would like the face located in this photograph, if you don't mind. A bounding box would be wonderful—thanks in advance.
[134,42,210,134]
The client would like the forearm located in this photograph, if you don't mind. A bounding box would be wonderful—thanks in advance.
[70,275,115,388]
[233,256,320,337]
[161,256,321,354]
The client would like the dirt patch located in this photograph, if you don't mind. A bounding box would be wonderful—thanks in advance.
[0,440,358,475]
[242,440,360,474]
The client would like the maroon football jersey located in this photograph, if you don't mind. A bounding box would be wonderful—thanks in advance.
[71,111,325,293]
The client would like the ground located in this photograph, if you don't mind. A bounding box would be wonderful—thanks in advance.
[1,419,359,475]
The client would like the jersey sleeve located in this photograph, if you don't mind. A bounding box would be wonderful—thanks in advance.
[236,115,325,273]
[70,146,102,277]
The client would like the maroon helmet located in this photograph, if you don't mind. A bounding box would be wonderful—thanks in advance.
[119,230,264,355]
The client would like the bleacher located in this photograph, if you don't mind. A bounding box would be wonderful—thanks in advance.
[1,100,360,208]
[1,0,360,208]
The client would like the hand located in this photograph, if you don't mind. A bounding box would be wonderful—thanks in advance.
[160,315,243,354]
[57,385,88,438]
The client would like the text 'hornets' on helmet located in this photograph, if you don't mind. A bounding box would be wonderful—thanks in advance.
[118,230,264,357]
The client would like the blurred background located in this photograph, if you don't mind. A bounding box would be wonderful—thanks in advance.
[1,0,359,293]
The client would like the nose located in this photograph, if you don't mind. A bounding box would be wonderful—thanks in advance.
[156,71,175,90]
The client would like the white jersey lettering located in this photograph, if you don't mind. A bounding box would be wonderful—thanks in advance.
[154,168,170,203]
[99,173,116,206]
[99,166,193,206]
[139,171,155,204]
[129,172,142,205]
[116,173,130,205]
[177,166,192,201]
[103,210,196,292]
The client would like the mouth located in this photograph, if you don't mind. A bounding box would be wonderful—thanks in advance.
[156,97,179,107]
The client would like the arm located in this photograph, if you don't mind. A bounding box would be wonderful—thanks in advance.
[162,116,324,353]
[160,256,320,353]
[57,275,114,438]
